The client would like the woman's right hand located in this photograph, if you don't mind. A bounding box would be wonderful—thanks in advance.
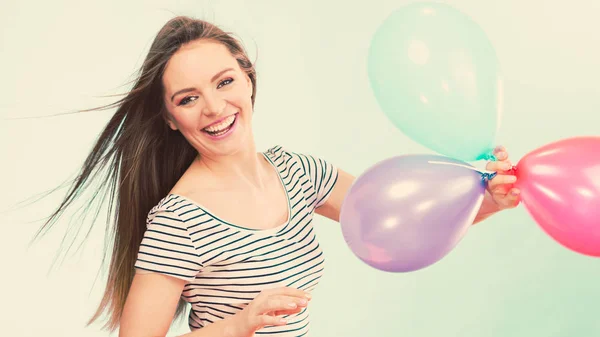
[229,287,312,336]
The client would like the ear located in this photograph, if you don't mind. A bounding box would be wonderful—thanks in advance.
[245,74,253,95]
[164,113,178,131]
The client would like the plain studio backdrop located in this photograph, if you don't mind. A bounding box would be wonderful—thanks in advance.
[1,0,599,336]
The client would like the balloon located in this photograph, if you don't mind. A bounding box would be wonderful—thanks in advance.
[514,136,600,257]
[340,154,492,272]
[368,2,502,162]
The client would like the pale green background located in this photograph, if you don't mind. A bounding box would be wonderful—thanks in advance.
[1,0,599,336]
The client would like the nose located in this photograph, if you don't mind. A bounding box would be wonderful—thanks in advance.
[201,93,225,117]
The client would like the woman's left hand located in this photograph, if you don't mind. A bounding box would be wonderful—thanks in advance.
[485,146,521,210]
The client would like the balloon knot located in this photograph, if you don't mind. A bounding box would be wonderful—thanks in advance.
[476,151,497,162]
[481,172,497,183]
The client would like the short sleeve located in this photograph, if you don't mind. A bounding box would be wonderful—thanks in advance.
[292,152,339,208]
[134,208,202,283]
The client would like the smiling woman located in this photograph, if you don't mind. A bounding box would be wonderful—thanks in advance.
[34,16,341,337]
[33,15,519,337]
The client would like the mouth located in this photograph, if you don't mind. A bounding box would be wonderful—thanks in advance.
[202,113,238,137]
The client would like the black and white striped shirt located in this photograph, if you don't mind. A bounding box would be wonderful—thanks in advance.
[134,145,339,336]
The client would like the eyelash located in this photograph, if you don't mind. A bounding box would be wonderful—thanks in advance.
[177,78,234,106]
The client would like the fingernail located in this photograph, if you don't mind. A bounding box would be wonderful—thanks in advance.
[299,299,307,306]
[503,163,512,170]
[511,190,520,195]
[280,318,288,324]
[508,176,517,182]
[288,302,297,308]
[305,293,312,300]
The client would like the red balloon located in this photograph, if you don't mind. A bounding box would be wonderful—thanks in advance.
[514,136,600,257]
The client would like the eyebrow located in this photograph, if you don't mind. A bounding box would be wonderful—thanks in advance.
[170,67,235,102]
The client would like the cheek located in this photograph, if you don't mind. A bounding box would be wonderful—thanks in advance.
[172,112,200,131]
[225,89,252,110]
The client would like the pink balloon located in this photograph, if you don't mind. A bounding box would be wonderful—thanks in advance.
[515,136,600,257]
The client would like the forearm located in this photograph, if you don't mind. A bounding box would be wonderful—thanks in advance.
[473,190,501,225]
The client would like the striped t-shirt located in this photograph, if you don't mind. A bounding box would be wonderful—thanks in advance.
[134,145,339,336]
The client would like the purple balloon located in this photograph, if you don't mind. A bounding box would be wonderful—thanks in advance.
[340,154,487,272]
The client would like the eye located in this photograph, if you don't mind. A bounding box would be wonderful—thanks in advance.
[177,96,198,106]
[217,77,234,89]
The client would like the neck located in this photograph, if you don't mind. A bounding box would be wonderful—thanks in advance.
[195,142,268,189]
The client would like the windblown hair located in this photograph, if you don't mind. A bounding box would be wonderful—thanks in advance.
[32,16,257,332]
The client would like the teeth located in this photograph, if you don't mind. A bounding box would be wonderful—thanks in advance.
[204,115,236,133]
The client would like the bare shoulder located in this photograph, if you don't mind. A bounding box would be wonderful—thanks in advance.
[169,164,217,196]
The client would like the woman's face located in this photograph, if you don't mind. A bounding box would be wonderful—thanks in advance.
[162,39,254,158]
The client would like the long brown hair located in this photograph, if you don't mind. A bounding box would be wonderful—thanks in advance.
[30,16,257,332]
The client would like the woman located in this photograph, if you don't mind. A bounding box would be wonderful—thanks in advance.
[37,16,519,337]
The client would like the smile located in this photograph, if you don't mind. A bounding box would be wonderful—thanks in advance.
[202,113,238,138]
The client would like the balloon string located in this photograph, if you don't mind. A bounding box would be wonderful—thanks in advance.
[427,160,497,183]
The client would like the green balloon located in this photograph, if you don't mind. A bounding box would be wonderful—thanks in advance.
[368,2,502,161]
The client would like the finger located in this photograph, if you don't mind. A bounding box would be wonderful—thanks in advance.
[256,295,309,315]
[504,188,521,206]
[493,146,508,161]
[486,160,513,172]
[494,188,521,208]
[270,306,305,317]
[493,145,506,154]
[488,174,517,190]
[255,314,288,327]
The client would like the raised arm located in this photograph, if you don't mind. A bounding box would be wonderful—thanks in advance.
[315,146,519,224]
[314,168,354,222]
